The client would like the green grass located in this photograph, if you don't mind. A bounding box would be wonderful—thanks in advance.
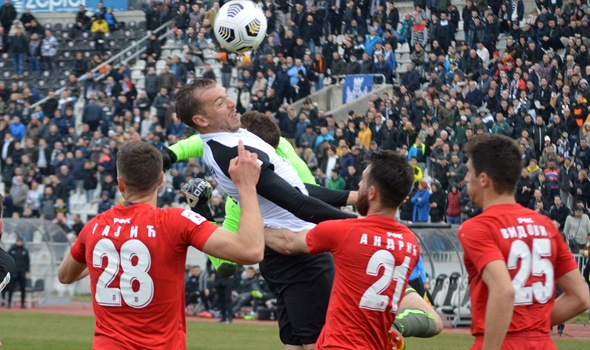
[0,312,588,349]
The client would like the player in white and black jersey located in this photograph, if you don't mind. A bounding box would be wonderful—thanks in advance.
[175,79,357,349]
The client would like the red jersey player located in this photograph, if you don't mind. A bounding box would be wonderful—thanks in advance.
[264,151,420,349]
[58,140,264,349]
[459,134,590,350]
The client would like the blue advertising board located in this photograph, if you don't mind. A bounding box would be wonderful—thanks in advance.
[13,0,128,13]
[342,75,373,104]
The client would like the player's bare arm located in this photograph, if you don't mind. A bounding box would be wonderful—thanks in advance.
[263,227,310,256]
[550,268,590,326]
[346,191,358,205]
[201,140,265,265]
[58,255,89,284]
[480,260,515,350]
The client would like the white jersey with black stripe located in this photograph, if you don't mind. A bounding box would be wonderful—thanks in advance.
[200,128,316,231]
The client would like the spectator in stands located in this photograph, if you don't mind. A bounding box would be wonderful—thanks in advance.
[564,204,590,253]
[174,4,189,34]
[328,51,345,84]
[27,32,42,77]
[0,0,16,48]
[10,27,25,78]
[328,168,345,190]
[97,190,114,214]
[402,63,421,92]
[91,14,109,52]
[10,175,28,216]
[41,29,58,72]
[411,181,431,222]
[19,7,35,30]
[158,65,175,91]
[143,33,162,60]
[70,4,90,38]
[104,7,119,32]
[152,87,170,125]
[93,1,107,20]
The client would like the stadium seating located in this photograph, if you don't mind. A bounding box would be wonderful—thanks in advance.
[430,273,449,308]
[433,272,472,328]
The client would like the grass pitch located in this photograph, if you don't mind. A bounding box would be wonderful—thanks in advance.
[0,312,588,349]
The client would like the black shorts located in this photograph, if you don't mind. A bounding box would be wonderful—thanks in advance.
[259,248,334,345]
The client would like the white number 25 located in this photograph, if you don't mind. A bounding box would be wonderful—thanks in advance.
[359,250,411,314]
[93,238,154,309]
[507,238,554,305]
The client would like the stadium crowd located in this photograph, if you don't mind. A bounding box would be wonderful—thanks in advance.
[0,0,590,315]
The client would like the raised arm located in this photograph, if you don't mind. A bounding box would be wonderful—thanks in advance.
[305,184,357,206]
[257,168,357,222]
[161,134,204,170]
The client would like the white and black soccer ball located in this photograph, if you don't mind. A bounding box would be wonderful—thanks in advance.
[214,0,267,53]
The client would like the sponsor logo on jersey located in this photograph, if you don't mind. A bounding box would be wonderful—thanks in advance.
[517,217,534,224]
[114,218,132,224]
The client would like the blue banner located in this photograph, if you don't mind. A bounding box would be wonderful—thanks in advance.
[342,75,373,104]
[15,0,128,13]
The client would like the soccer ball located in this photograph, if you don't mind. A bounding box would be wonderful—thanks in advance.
[214,0,267,53]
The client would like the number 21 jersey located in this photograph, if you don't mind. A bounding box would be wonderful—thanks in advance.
[458,204,578,336]
[70,203,217,349]
[306,216,420,349]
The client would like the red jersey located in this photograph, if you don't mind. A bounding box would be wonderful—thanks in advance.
[458,204,578,339]
[306,216,420,349]
[70,204,217,349]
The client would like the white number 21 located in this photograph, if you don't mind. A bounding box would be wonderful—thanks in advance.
[507,238,554,305]
[93,238,154,309]
[359,250,411,314]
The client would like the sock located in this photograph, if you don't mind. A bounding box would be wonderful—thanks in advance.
[393,307,438,338]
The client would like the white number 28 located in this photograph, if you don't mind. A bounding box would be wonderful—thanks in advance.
[507,238,554,305]
[93,238,154,309]
[359,250,411,314]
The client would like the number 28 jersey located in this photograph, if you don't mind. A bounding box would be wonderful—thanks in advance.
[458,204,578,336]
[306,216,420,349]
[70,204,217,349]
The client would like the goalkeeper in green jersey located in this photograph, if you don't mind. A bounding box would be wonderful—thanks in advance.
[162,111,357,277]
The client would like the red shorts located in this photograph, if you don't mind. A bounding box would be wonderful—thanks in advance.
[472,331,556,350]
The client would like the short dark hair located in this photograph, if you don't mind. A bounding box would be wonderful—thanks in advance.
[366,151,414,209]
[117,141,162,195]
[175,78,217,129]
[464,134,522,195]
[240,111,281,149]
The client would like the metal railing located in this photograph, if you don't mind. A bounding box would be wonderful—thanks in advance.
[30,19,173,110]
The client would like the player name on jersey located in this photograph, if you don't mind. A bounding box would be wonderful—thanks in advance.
[359,232,419,256]
[91,223,157,239]
[499,221,550,240]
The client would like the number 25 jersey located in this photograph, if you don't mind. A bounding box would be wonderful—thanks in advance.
[70,203,217,349]
[458,204,578,336]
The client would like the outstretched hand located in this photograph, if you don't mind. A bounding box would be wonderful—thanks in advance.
[229,139,261,188]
